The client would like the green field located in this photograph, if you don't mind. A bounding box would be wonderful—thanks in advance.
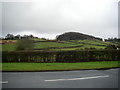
[34,42,81,49]
[2,43,16,51]
[76,40,111,45]
[1,39,112,51]
[1,61,119,71]
[32,38,46,41]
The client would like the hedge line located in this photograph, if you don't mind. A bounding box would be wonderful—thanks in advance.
[2,50,120,62]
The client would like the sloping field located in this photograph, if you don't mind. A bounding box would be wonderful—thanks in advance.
[1,39,112,51]
[33,39,111,50]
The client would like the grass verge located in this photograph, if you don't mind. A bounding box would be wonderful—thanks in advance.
[1,61,120,71]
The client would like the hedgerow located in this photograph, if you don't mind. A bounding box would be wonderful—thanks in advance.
[2,50,120,62]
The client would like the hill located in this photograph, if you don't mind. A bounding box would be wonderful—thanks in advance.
[56,32,102,41]
[2,32,117,51]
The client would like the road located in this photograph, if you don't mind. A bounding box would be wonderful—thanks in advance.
[1,68,119,88]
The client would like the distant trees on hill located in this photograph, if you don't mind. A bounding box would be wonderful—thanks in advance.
[3,34,38,40]
[56,32,102,41]
[104,38,120,42]
[104,38,120,50]
[5,34,15,40]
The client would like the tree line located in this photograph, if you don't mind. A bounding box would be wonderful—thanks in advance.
[104,38,120,42]
[2,34,39,40]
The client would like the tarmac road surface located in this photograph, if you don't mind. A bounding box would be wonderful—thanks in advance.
[1,68,119,88]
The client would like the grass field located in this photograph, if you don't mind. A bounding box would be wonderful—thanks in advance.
[34,42,81,49]
[1,39,112,51]
[1,61,119,71]
[2,44,16,51]
[77,40,111,45]
[32,38,46,41]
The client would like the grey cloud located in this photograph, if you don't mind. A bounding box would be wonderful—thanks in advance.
[2,0,119,39]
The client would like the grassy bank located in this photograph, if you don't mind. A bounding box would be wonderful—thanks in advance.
[1,61,119,71]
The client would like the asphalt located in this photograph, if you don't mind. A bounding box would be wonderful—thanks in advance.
[1,68,119,88]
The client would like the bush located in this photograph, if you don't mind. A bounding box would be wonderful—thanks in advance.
[105,44,117,50]
[16,38,34,50]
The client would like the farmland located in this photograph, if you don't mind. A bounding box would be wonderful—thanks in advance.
[1,39,113,51]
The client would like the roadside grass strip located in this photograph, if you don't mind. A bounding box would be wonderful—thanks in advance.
[2,61,119,71]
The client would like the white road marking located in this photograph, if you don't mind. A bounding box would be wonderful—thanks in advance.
[45,75,109,82]
[0,81,8,84]
[3,72,36,74]
[3,73,24,74]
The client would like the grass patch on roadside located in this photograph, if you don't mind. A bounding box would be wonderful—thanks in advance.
[1,61,119,71]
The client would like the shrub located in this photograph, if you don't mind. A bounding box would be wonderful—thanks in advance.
[16,38,34,50]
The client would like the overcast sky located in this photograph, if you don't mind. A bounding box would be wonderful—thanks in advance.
[1,0,119,39]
